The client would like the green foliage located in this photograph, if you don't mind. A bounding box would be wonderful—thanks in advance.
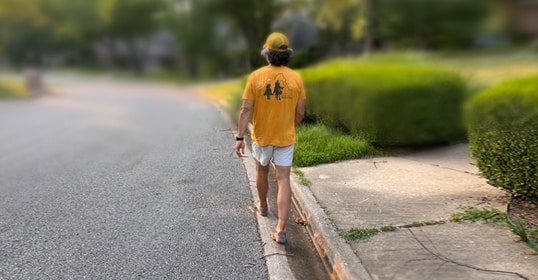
[289,46,327,70]
[465,76,538,201]
[313,0,366,40]
[527,227,538,252]
[379,225,396,232]
[340,219,447,241]
[450,207,507,223]
[508,218,535,244]
[225,76,249,124]
[0,85,14,98]
[376,0,490,49]
[227,90,244,123]
[207,0,284,70]
[294,124,376,167]
[0,21,65,66]
[105,0,163,38]
[0,0,101,56]
[339,227,380,241]
[300,60,467,146]
[0,79,28,98]
[0,0,164,68]
[291,168,311,187]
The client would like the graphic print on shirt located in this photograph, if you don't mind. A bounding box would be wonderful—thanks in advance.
[274,80,283,100]
[264,84,273,100]
[259,73,289,101]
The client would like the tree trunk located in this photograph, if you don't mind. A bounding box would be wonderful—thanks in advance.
[239,0,278,70]
[363,0,374,55]
[25,68,43,95]
[127,38,146,75]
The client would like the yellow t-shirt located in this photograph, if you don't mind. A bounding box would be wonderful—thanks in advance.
[243,65,306,146]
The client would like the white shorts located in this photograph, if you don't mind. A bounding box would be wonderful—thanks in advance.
[252,142,295,167]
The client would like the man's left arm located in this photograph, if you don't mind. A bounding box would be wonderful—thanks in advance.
[295,99,306,127]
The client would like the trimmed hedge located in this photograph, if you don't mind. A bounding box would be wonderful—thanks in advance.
[300,60,467,146]
[465,76,538,201]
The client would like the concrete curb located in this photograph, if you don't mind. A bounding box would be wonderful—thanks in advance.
[290,173,372,280]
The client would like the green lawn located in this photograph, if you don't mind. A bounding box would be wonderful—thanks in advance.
[294,124,377,167]
[200,80,243,105]
[0,78,29,98]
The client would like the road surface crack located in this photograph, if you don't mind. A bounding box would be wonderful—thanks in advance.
[408,228,529,280]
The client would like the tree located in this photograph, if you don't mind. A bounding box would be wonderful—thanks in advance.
[163,0,288,75]
[375,0,490,49]
[0,0,59,67]
[162,0,221,77]
[0,0,115,67]
[209,0,285,69]
[102,0,166,73]
[0,0,166,72]
[309,0,367,54]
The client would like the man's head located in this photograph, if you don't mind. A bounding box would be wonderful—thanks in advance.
[261,32,293,66]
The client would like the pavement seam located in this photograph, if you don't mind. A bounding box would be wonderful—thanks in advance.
[407,228,530,280]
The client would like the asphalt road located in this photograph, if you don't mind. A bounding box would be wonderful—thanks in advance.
[0,74,267,279]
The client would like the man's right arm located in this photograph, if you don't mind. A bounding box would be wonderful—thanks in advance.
[237,100,253,138]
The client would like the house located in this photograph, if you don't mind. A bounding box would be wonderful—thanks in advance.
[519,0,538,37]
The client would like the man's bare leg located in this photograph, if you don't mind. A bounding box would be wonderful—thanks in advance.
[275,165,292,233]
[256,161,270,209]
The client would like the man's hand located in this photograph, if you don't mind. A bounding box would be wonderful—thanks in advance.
[235,140,245,158]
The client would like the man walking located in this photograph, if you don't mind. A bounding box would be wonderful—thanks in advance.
[234,32,306,244]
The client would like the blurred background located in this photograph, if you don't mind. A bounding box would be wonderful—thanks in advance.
[0,0,537,80]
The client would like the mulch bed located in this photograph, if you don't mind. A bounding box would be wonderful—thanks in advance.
[508,196,538,229]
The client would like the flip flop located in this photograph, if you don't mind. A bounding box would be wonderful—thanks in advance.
[272,231,287,244]
[258,202,268,217]
[259,207,268,217]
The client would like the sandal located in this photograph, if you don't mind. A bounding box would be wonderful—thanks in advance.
[272,231,287,244]
[258,203,268,217]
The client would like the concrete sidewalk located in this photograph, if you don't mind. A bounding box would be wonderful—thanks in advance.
[292,144,538,280]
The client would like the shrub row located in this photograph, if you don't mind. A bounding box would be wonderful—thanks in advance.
[300,60,467,146]
[465,76,538,201]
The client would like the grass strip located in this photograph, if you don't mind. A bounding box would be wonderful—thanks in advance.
[294,124,377,167]
[450,207,507,224]
[0,78,28,98]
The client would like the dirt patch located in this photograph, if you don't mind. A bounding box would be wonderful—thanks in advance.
[508,197,538,251]
[509,197,538,229]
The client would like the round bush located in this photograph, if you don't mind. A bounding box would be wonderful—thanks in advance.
[300,60,467,146]
[465,75,538,201]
